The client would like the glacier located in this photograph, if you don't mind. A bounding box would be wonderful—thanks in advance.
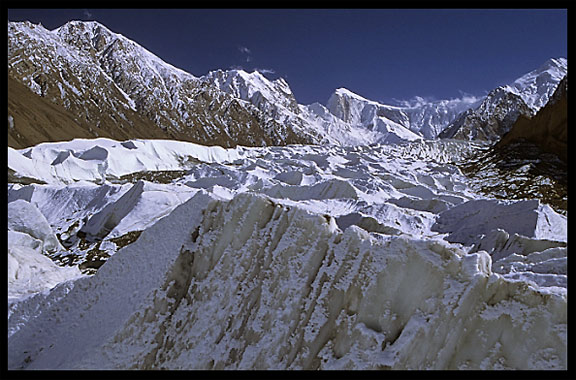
[7,137,567,369]
[6,19,569,371]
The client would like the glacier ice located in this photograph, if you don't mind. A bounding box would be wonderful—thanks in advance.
[7,192,567,369]
[7,20,569,370]
[432,198,567,245]
[7,137,568,370]
[8,199,63,254]
[8,200,83,301]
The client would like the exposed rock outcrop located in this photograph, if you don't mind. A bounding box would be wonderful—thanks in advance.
[496,75,567,162]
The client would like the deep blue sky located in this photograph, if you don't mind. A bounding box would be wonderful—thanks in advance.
[7,8,568,105]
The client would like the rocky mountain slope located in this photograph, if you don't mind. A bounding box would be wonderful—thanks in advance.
[455,75,568,216]
[496,75,567,161]
[7,75,166,149]
[439,58,567,141]
[8,21,319,148]
[8,20,567,149]
[438,87,533,141]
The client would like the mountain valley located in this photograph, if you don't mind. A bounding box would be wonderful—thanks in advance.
[6,20,568,370]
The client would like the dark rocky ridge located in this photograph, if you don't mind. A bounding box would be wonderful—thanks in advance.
[496,76,567,162]
[438,87,533,141]
[8,21,316,149]
[458,76,568,214]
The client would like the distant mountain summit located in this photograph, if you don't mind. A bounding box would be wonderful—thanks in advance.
[496,74,567,161]
[8,21,165,149]
[504,57,567,112]
[7,20,568,149]
[8,20,319,148]
[438,58,567,141]
[326,88,423,143]
[326,88,483,140]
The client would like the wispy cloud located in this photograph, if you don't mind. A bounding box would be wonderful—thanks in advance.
[83,9,93,18]
[255,68,276,75]
[390,91,483,108]
[234,46,276,76]
[238,46,251,55]
[456,90,483,104]
[238,45,252,62]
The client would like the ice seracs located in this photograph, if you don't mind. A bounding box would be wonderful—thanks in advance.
[7,191,567,369]
[7,137,567,369]
[8,200,83,301]
[432,199,567,246]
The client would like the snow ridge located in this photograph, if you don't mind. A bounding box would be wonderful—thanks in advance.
[504,57,567,112]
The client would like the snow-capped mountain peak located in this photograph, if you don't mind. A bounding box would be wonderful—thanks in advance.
[7,19,568,148]
[332,87,375,102]
[326,87,483,139]
[8,20,320,148]
[439,57,567,141]
[504,57,567,112]
[54,20,116,46]
[54,20,198,83]
[202,68,300,115]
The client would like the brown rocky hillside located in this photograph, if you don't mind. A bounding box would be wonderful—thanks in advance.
[7,21,316,149]
[495,76,567,162]
[8,76,167,149]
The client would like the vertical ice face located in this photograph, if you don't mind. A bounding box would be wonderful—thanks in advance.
[7,192,567,370]
[8,200,83,300]
[432,199,567,245]
[8,200,63,253]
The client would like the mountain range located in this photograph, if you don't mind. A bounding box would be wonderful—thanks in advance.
[8,20,567,149]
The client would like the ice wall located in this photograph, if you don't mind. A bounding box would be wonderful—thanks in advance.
[8,192,567,370]
[8,200,83,300]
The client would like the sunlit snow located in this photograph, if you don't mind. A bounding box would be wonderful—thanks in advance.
[7,137,567,369]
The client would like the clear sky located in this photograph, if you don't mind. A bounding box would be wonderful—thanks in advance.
[7,8,568,105]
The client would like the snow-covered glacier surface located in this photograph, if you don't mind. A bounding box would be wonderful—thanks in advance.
[7,138,567,369]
